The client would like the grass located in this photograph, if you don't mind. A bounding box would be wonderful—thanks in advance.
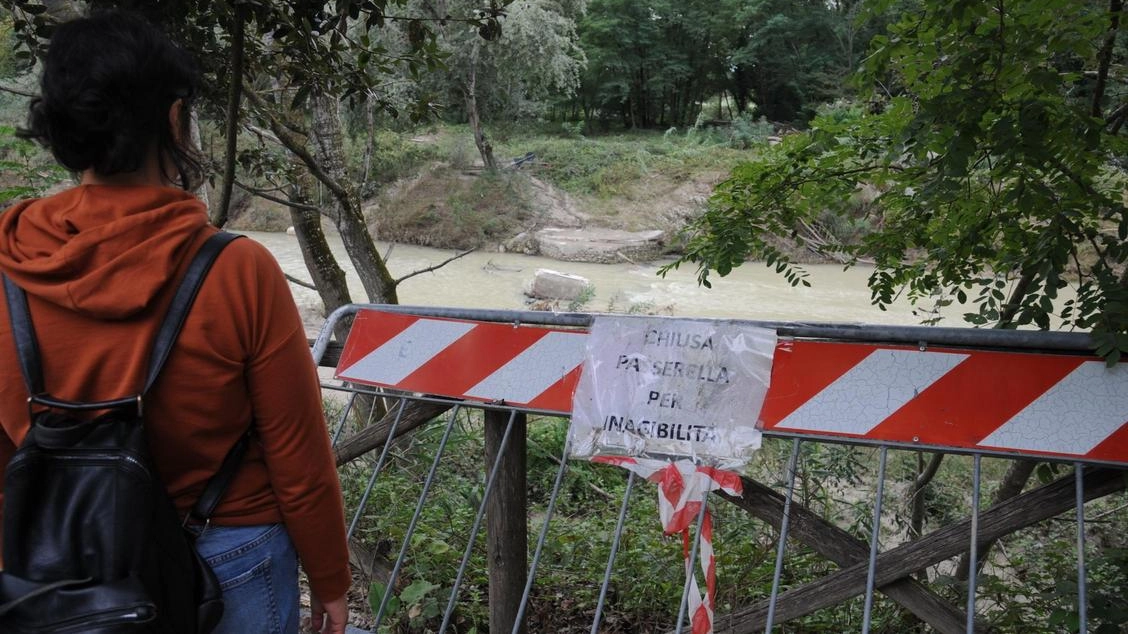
[362,122,762,248]
[370,165,536,249]
[488,123,753,205]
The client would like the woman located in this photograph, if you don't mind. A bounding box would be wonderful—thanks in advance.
[0,10,350,634]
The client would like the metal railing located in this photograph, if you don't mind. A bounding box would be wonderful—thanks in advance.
[313,304,1127,634]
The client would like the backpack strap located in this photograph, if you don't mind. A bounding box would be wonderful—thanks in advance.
[184,427,252,529]
[143,231,241,393]
[2,274,45,400]
[4,231,249,527]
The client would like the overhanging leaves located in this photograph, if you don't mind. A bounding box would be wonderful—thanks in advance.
[665,0,1128,361]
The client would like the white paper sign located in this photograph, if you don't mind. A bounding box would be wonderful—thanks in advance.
[568,316,776,470]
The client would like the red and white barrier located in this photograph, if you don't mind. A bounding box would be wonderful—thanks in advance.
[335,310,586,412]
[759,340,1128,465]
[593,456,743,634]
[336,310,1128,464]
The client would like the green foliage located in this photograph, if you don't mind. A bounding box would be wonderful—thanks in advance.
[0,13,18,78]
[337,398,1128,632]
[494,128,747,199]
[724,113,776,150]
[576,0,729,129]
[666,0,1128,359]
[973,522,1128,632]
[0,125,66,206]
[369,578,442,633]
[373,166,534,249]
[573,0,864,129]
[347,128,442,194]
[380,0,585,124]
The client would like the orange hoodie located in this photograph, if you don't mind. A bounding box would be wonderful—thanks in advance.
[0,185,350,601]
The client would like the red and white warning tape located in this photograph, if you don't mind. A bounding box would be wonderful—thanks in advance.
[593,456,743,634]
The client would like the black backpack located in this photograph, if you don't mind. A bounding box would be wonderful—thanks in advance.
[0,231,248,633]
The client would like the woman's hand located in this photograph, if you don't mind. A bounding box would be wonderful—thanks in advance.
[308,593,348,633]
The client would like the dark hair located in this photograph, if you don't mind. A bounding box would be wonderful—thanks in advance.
[19,9,204,189]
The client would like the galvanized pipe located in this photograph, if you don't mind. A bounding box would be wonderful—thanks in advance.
[591,471,637,634]
[512,438,573,634]
[311,304,365,364]
[1076,464,1088,634]
[373,404,463,628]
[330,391,358,446]
[675,493,711,634]
[440,410,520,633]
[336,303,1098,353]
[766,438,802,631]
[861,446,888,634]
[966,454,981,633]
[346,398,408,540]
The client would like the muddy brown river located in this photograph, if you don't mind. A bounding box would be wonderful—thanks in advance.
[243,230,941,331]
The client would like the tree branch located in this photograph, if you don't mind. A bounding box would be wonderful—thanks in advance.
[997,268,1036,327]
[284,273,317,290]
[243,84,308,136]
[1091,0,1123,119]
[0,83,36,98]
[1106,102,1128,135]
[234,179,322,212]
[393,248,476,285]
[909,453,945,538]
[243,123,282,145]
[243,88,354,214]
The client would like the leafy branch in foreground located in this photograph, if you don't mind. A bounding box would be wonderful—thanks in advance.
[663,0,1128,362]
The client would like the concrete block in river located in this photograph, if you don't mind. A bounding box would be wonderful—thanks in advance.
[533,227,665,263]
[526,268,592,301]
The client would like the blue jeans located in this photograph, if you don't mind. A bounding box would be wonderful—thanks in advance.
[194,524,300,634]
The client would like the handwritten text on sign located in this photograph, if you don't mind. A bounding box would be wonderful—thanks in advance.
[569,317,776,469]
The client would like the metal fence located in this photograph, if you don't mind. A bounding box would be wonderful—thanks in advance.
[313,304,1128,634]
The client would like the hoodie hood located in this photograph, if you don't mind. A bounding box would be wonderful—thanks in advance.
[0,185,210,319]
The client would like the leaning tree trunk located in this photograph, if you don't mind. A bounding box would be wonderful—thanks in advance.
[464,40,497,171]
[309,89,399,304]
[286,168,353,344]
[286,167,385,429]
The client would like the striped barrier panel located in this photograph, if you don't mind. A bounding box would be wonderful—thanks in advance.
[334,309,1128,466]
[335,309,586,412]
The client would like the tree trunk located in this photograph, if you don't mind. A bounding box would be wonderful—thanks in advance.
[286,170,352,343]
[465,40,497,171]
[362,99,375,184]
[309,90,399,304]
[1091,0,1123,118]
[213,4,247,227]
[188,111,210,209]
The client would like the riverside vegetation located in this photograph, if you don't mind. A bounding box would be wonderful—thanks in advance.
[2,1,1127,631]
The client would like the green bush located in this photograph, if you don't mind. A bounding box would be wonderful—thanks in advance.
[726,113,775,149]
[0,126,67,206]
[347,128,443,196]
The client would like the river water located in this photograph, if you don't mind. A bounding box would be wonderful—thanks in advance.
[244,230,940,330]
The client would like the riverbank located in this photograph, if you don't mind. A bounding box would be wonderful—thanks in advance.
[228,125,837,267]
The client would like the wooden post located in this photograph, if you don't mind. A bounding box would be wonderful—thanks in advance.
[485,410,528,634]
